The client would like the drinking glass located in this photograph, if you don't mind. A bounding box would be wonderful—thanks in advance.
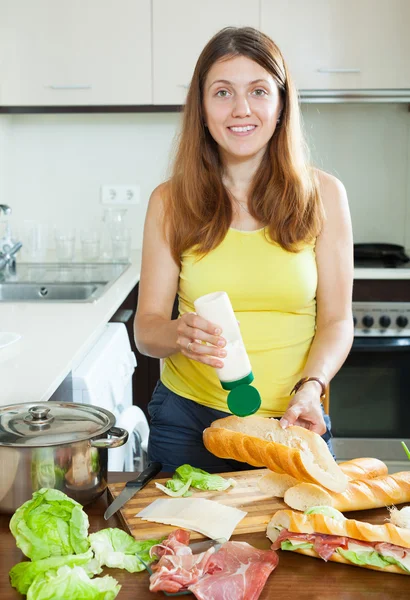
[80,230,101,262]
[55,228,76,262]
[111,228,131,262]
[22,221,49,261]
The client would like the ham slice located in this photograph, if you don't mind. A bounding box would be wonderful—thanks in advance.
[188,541,279,600]
[150,529,191,559]
[148,529,278,598]
[150,547,217,593]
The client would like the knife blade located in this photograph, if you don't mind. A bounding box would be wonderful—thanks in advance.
[104,461,162,520]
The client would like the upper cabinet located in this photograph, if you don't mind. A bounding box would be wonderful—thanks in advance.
[152,0,260,105]
[0,0,152,106]
[260,0,410,90]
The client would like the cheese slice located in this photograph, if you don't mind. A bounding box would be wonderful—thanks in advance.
[136,498,247,541]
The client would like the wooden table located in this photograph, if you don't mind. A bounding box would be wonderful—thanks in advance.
[1,472,409,599]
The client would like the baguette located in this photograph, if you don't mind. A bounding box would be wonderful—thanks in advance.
[203,415,348,493]
[258,457,388,498]
[284,471,410,512]
[267,509,410,575]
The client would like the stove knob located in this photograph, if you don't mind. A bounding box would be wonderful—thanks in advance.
[396,316,408,328]
[353,316,357,327]
[362,315,374,328]
[379,316,391,328]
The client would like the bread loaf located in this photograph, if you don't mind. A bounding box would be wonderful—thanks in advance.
[337,457,388,481]
[284,471,410,512]
[267,509,410,575]
[203,415,348,493]
[258,457,388,498]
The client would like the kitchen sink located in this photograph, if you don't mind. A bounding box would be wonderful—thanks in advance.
[0,282,107,302]
[0,262,130,302]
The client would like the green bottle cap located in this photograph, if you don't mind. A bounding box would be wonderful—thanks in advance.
[221,371,254,391]
[227,385,261,417]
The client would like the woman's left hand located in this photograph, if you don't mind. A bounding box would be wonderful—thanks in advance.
[279,382,326,435]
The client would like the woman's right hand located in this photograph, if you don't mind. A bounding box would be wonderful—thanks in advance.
[176,312,226,367]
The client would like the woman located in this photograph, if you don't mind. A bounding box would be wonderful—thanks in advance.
[134,27,353,473]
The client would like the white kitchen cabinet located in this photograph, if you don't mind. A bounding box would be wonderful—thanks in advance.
[152,0,260,105]
[0,0,152,106]
[261,0,410,90]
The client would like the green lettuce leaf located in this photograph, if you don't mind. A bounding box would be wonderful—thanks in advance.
[9,488,89,560]
[9,549,95,595]
[281,540,314,551]
[26,565,120,600]
[170,465,236,492]
[165,478,193,497]
[401,441,410,461]
[89,528,163,573]
[337,548,410,573]
[305,506,346,521]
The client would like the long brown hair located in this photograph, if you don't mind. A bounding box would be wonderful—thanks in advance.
[164,27,323,263]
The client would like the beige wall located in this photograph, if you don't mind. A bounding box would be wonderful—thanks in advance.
[0,103,409,253]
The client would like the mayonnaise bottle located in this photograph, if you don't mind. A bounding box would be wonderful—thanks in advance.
[194,291,261,417]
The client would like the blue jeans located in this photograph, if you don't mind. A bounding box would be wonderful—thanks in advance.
[147,380,334,473]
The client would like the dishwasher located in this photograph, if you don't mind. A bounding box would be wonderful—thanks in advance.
[50,323,149,472]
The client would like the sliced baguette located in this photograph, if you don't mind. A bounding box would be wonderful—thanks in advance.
[337,457,388,480]
[258,457,388,498]
[278,546,408,576]
[267,509,410,575]
[203,415,348,493]
[267,509,410,549]
[284,471,410,513]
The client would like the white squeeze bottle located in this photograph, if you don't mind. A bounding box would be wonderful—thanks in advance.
[194,291,261,417]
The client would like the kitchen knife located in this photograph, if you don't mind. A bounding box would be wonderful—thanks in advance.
[104,461,162,520]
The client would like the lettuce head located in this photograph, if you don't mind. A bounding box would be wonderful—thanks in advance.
[26,565,120,600]
[9,488,89,560]
[9,549,95,595]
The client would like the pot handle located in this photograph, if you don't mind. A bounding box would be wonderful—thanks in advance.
[91,426,129,449]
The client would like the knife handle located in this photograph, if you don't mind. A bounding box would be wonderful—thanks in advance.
[125,461,162,489]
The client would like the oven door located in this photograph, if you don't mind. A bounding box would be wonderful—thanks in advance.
[330,337,410,471]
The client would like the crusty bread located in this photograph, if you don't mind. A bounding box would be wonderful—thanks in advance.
[258,457,388,498]
[337,457,388,480]
[284,471,410,512]
[203,415,348,493]
[258,472,299,497]
[267,509,410,549]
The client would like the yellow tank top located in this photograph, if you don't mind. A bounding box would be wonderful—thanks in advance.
[161,227,317,417]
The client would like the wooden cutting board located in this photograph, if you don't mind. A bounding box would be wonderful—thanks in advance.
[107,469,287,541]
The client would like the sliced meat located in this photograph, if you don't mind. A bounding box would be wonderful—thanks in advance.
[150,529,191,560]
[149,547,216,593]
[188,541,279,600]
[375,542,408,560]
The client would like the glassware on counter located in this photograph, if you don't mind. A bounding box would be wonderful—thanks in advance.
[80,230,101,262]
[55,228,76,262]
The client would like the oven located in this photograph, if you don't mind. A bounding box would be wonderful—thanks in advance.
[330,274,410,473]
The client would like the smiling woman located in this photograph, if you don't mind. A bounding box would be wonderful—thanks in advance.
[134,27,354,472]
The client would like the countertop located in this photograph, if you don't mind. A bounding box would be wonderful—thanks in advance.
[354,267,410,279]
[1,472,409,600]
[0,251,142,407]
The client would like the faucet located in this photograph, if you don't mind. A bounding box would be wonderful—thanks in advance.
[0,206,22,276]
[0,241,23,276]
[0,204,11,216]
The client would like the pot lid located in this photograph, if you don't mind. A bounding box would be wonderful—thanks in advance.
[0,402,115,447]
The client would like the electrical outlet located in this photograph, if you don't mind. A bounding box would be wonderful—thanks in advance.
[101,184,140,205]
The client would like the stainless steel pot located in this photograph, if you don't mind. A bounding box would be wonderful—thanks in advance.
[0,402,128,513]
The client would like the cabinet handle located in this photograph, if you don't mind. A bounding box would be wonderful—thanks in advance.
[317,68,361,74]
[46,85,92,90]
[177,84,189,89]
